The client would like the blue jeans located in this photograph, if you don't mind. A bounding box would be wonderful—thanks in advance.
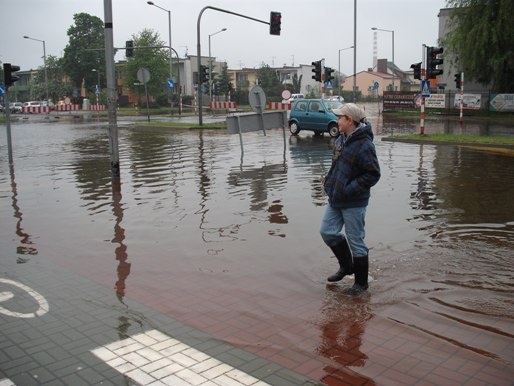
[320,204,368,257]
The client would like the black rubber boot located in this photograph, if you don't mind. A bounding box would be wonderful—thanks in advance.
[327,239,354,282]
[348,255,369,294]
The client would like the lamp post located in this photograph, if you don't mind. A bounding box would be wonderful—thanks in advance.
[92,69,100,105]
[208,28,227,102]
[23,35,49,103]
[147,1,173,114]
[371,27,395,91]
[338,45,354,97]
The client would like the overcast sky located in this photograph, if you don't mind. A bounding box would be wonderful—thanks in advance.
[1,0,448,76]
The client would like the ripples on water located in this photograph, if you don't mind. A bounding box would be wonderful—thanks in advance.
[1,121,513,371]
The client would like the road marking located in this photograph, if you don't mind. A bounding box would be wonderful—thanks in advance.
[91,329,270,385]
[0,278,49,318]
[0,379,16,386]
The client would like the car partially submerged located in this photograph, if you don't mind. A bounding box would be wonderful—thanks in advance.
[288,98,343,137]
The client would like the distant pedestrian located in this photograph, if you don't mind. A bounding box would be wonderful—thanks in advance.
[320,103,381,294]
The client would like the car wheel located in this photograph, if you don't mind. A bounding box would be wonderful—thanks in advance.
[289,122,300,135]
[328,123,339,138]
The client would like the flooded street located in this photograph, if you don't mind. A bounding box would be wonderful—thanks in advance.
[1,109,513,385]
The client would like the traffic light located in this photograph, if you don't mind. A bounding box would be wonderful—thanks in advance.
[410,62,421,80]
[325,67,334,83]
[454,73,461,89]
[269,11,281,36]
[426,46,443,79]
[199,65,209,84]
[126,41,134,57]
[311,60,321,82]
[3,63,20,89]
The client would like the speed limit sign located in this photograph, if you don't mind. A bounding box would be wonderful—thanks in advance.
[281,89,292,100]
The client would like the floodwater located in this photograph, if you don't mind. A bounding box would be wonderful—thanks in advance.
[1,108,513,384]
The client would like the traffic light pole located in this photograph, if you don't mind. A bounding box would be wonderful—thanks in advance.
[3,88,14,164]
[196,6,275,125]
[459,72,464,130]
[420,45,426,135]
[321,59,326,100]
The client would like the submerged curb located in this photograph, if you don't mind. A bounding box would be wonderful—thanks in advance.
[381,136,514,151]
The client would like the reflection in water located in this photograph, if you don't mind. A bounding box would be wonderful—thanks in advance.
[315,285,376,385]
[70,133,131,300]
[288,135,333,206]
[9,164,38,258]
[112,179,130,300]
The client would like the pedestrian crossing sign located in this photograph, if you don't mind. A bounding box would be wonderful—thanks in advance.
[421,80,430,97]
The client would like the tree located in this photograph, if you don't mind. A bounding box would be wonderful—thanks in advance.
[217,63,232,99]
[291,73,302,94]
[256,64,282,101]
[123,29,169,105]
[30,55,70,102]
[443,0,514,92]
[62,13,105,90]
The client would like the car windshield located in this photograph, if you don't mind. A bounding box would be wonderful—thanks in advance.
[324,100,343,111]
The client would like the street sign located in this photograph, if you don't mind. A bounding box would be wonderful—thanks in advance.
[95,85,100,95]
[0,85,5,96]
[373,81,379,90]
[166,79,174,90]
[281,89,291,100]
[421,80,431,97]
[137,68,151,84]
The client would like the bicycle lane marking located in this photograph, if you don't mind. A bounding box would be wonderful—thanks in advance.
[0,278,49,318]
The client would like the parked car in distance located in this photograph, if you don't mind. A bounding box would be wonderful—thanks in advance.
[9,102,23,113]
[282,93,304,104]
[288,99,342,137]
[23,101,41,107]
[40,101,55,110]
[325,95,344,103]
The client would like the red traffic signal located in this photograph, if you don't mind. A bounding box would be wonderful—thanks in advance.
[311,60,321,82]
[125,41,134,57]
[410,62,421,80]
[269,11,281,36]
[325,67,335,83]
[3,63,20,89]
[454,73,461,89]
[427,46,444,79]
[199,65,209,83]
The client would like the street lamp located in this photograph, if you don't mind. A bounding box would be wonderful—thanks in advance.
[371,27,395,91]
[23,35,49,103]
[208,28,227,102]
[92,69,100,105]
[147,1,173,114]
[338,45,354,97]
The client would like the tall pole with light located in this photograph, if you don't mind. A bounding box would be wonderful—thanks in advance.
[338,45,353,97]
[147,1,173,114]
[23,35,49,103]
[371,27,395,91]
[208,28,227,102]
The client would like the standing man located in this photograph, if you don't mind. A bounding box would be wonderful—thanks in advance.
[320,103,381,294]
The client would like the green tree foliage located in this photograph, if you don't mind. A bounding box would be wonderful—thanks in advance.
[291,73,302,94]
[62,13,105,89]
[444,0,514,91]
[217,63,233,98]
[256,64,282,101]
[123,29,169,105]
[31,55,70,102]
